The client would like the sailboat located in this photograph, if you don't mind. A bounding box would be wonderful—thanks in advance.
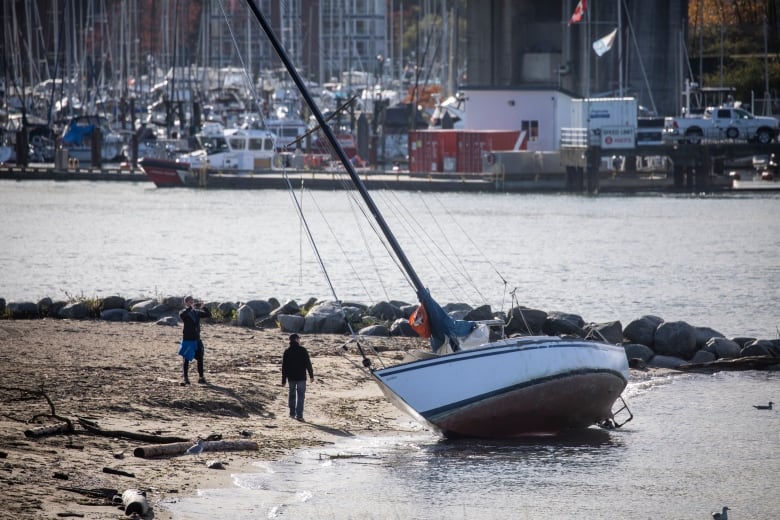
[245,2,631,438]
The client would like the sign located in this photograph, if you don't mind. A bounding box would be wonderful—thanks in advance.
[600,126,636,149]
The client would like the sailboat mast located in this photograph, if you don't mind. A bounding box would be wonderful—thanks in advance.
[242,0,427,298]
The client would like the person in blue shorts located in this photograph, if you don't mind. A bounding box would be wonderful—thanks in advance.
[178,296,210,385]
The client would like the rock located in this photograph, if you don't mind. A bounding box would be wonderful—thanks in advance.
[442,302,473,313]
[648,354,687,369]
[623,315,663,346]
[688,350,716,364]
[206,460,226,470]
[390,318,418,337]
[367,301,403,321]
[624,343,654,362]
[447,309,470,320]
[58,302,91,320]
[8,301,39,319]
[154,315,178,326]
[216,302,237,319]
[547,311,585,328]
[585,321,623,344]
[694,326,725,349]
[277,313,304,333]
[653,321,698,360]
[236,304,255,328]
[303,301,346,334]
[102,308,131,322]
[505,306,547,335]
[147,303,174,320]
[271,300,300,318]
[37,297,53,317]
[740,339,780,357]
[100,295,127,311]
[358,324,390,337]
[399,304,417,319]
[543,317,585,337]
[464,305,493,321]
[0,298,5,315]
[704,337,741,359]
[244,300,272,318]
[130,299,158,317]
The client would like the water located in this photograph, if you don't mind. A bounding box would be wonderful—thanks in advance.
[1,180,778,339]
[164,371,780,519]
[2,180,778,518]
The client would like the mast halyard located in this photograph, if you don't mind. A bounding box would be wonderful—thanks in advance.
[242,0,427,298]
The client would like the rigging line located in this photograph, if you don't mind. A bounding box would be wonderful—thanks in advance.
[302,187,378,302]
[284,94,359,150]
[283,173,341,305]
[344,194,393,302]
[216,0,266,127]
[621,0,657,114]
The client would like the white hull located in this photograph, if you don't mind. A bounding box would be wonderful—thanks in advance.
[373,336,629,438]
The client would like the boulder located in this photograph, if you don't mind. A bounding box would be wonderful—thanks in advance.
[8,301,39,319]
[147,303,175,320]
[542,317,585,338]
[694,326,725,349]
[442,302,473,313]
[623,315,663,346]
[624,343,654,362]
[244,300,272,318]
[390,318,418,337]
[101,295,127,311]
[688,350,716,364]
[271,300,300,318]
[648,354,687,369]
[0,298,5,315]
[101,308,130,322]
[546,311,585,328]
[367,301,403,321]
[303,301,347,334]
[585,321,623,344]
[704,337,741,359]
[653,321,698,360]
[464,305,493,321]
[358,324,390,337]
[130,299,159,318]
[236,304,255,328]
[216,302,238,319]
[58,302,91,320]
[277,313,304,333]
[505,307,547,335]
[154,315,178,326]
[740,339,780,357]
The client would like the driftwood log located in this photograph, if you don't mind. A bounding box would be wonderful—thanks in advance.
[24,422,72,438]
[134,439,259,458]
[78,418,188,443]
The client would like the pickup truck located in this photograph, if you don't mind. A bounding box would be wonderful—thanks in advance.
[664,106,778,144]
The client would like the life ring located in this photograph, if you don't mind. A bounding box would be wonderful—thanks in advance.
[486,153,496,166]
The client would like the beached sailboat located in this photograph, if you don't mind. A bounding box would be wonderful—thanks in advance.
[245,2,631,438]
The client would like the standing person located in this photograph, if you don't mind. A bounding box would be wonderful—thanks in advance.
[178,296,210,385]
[281,333,314,421]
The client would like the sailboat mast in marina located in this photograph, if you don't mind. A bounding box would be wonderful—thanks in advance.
[244,0,631,438]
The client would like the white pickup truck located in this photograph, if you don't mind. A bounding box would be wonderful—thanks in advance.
[664,106,778,144]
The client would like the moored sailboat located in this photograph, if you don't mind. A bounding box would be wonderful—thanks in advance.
[245,1,631,438]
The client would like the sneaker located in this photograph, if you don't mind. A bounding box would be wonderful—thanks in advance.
[197,377,207,384]
[180,379,190,386]
[295,416,304,422]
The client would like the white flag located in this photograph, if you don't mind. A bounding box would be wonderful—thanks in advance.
[592,28,618,57]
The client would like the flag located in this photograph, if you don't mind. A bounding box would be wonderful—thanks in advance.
[592,28,618,56]
[568,0,586,25]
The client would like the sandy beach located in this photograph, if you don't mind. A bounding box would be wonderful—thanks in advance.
[0,319,425,519]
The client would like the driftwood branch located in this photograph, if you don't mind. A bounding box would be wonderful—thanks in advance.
[1,385,74,433]
[56,486,118,500]
[77,418,188,443]
[134,439,259,458]
[102,466,135,478]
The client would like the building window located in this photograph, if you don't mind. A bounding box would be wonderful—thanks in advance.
[521,120,539,141]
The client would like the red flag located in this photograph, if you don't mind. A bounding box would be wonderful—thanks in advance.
[409,304,431,338]
[568,0,586,25]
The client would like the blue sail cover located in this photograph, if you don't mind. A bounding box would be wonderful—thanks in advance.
[418,289,476,353]
[63,122,95,145]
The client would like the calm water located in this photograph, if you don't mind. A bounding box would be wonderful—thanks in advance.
[164,371,780,520]
[0,180,778,339]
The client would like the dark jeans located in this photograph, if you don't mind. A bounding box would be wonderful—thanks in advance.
[288,379,307,418]
[182,340,204,381]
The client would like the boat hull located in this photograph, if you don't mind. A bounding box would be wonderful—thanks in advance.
[138,157,192,187]
[372,336,628,438]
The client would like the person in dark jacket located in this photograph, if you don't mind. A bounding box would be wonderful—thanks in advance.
[178,296,210,385]
[281,333,314,421]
